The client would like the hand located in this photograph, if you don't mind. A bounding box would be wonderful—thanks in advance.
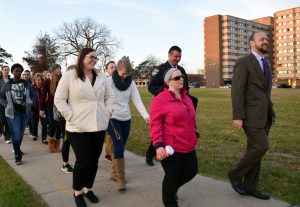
[144,117,150,124]
[156,147,165,160]
[233,120,243,129]
[39,110,45,118]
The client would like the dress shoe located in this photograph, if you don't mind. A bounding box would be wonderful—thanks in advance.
[146,157,154,166]
[84,191,99,203]
[245,190,270,200]
[228,174,245,195]
[74,193,87,207]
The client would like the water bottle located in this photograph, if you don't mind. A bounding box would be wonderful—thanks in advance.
[157,145,174,160]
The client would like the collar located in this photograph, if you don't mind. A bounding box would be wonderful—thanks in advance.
[251,51,264,62]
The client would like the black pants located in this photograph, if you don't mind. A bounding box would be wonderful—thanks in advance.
[58,117,71,162]
[228,124,271,192]
[0,106,10,141]
[146,141,156,159]
[67,130,105,191]
[0,120,10,141]
[161,150,198,207]
[46,106,61,139]
[31,107,47,141]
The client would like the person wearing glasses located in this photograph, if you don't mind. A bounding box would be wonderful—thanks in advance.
[150,67,199,207]
[146,45,198,166]
[55,48,114,207]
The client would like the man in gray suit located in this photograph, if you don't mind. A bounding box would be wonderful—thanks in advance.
[228,31,276,200]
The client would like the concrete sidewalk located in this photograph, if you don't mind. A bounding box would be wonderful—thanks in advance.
[0,130,292,207]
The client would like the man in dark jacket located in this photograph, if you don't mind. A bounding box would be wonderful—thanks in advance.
[228,31,276,200]
[146,45,198,166]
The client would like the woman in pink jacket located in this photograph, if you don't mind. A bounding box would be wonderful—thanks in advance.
[150,68,199,207]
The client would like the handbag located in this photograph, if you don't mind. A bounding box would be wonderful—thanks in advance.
[53,105,61,121]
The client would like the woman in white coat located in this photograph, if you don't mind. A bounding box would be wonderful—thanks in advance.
[54,48,114,207]
[107,57,149,191]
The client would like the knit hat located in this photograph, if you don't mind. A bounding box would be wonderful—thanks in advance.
[49,63,61,72]
[11,63,24,73]
[164,68,178,84]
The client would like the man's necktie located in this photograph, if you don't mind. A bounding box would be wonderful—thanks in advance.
[261,58,270,87]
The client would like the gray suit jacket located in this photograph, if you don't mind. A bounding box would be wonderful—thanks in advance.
[231,53,276,128]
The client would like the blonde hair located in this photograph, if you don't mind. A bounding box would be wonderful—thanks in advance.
[50,70,61,96]
[117,57,132,73]
[33,73,44,84]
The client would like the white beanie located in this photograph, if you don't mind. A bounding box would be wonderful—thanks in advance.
[164,68,178,84]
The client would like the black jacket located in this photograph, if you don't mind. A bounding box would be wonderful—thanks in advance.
[148,61,189,96]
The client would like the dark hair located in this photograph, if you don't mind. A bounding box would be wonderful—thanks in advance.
[168,46,182,54]
[249,32,257,43]
[105,61,115,70]
[76,48,97,81]
[1,65,9,70]
[24,69,31,73]
[11,63,24,73]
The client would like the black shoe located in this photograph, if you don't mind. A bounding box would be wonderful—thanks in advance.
[245,190,270,200]
[84,191,99,203]
[42,140,48,145]
[228,173,245,195]
[146,157,154,166]
[15,159,22,165]
[74,194,87,207]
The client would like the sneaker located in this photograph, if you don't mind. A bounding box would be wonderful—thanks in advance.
[104,155,112,163]
[4,139,11,144]
[42,140,48,145]
[15,159,22,165]
[31,135,38,141]
[62,164,73,173]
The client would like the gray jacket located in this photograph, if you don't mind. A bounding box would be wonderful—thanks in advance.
[0,79,34,119]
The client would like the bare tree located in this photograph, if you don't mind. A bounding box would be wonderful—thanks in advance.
[23,33,59,74]
[55,17,120,69]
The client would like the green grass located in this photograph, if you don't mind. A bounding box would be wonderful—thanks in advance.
[0,156,47,207]
[127,88,300,205]
[0,88,298,206]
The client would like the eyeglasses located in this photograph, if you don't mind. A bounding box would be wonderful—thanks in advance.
[86,55,99,61]
[169,75,185,81]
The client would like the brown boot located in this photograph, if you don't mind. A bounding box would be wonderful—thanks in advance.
[115,158,126,191]
[109,139,117,181]
[48,138,56,153]
[111,157,117,181]
[55,139,62,153]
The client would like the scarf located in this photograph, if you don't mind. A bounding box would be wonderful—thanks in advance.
[112,70,132,91]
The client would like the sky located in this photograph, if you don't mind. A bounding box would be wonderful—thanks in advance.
[0,0,299,73]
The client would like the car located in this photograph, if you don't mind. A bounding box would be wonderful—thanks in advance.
[277,84,292,88]
[223,83,232,88]
[189,82,200,88]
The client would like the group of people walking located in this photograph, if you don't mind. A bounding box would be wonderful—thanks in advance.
[0,30,275,207]
[0,63,73,172]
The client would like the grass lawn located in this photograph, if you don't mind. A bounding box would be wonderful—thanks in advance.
[0,156,47,207]
[127,88,300,205]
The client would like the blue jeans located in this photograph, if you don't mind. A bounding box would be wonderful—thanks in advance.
[7,111,29,160]
[107,119,131,159]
